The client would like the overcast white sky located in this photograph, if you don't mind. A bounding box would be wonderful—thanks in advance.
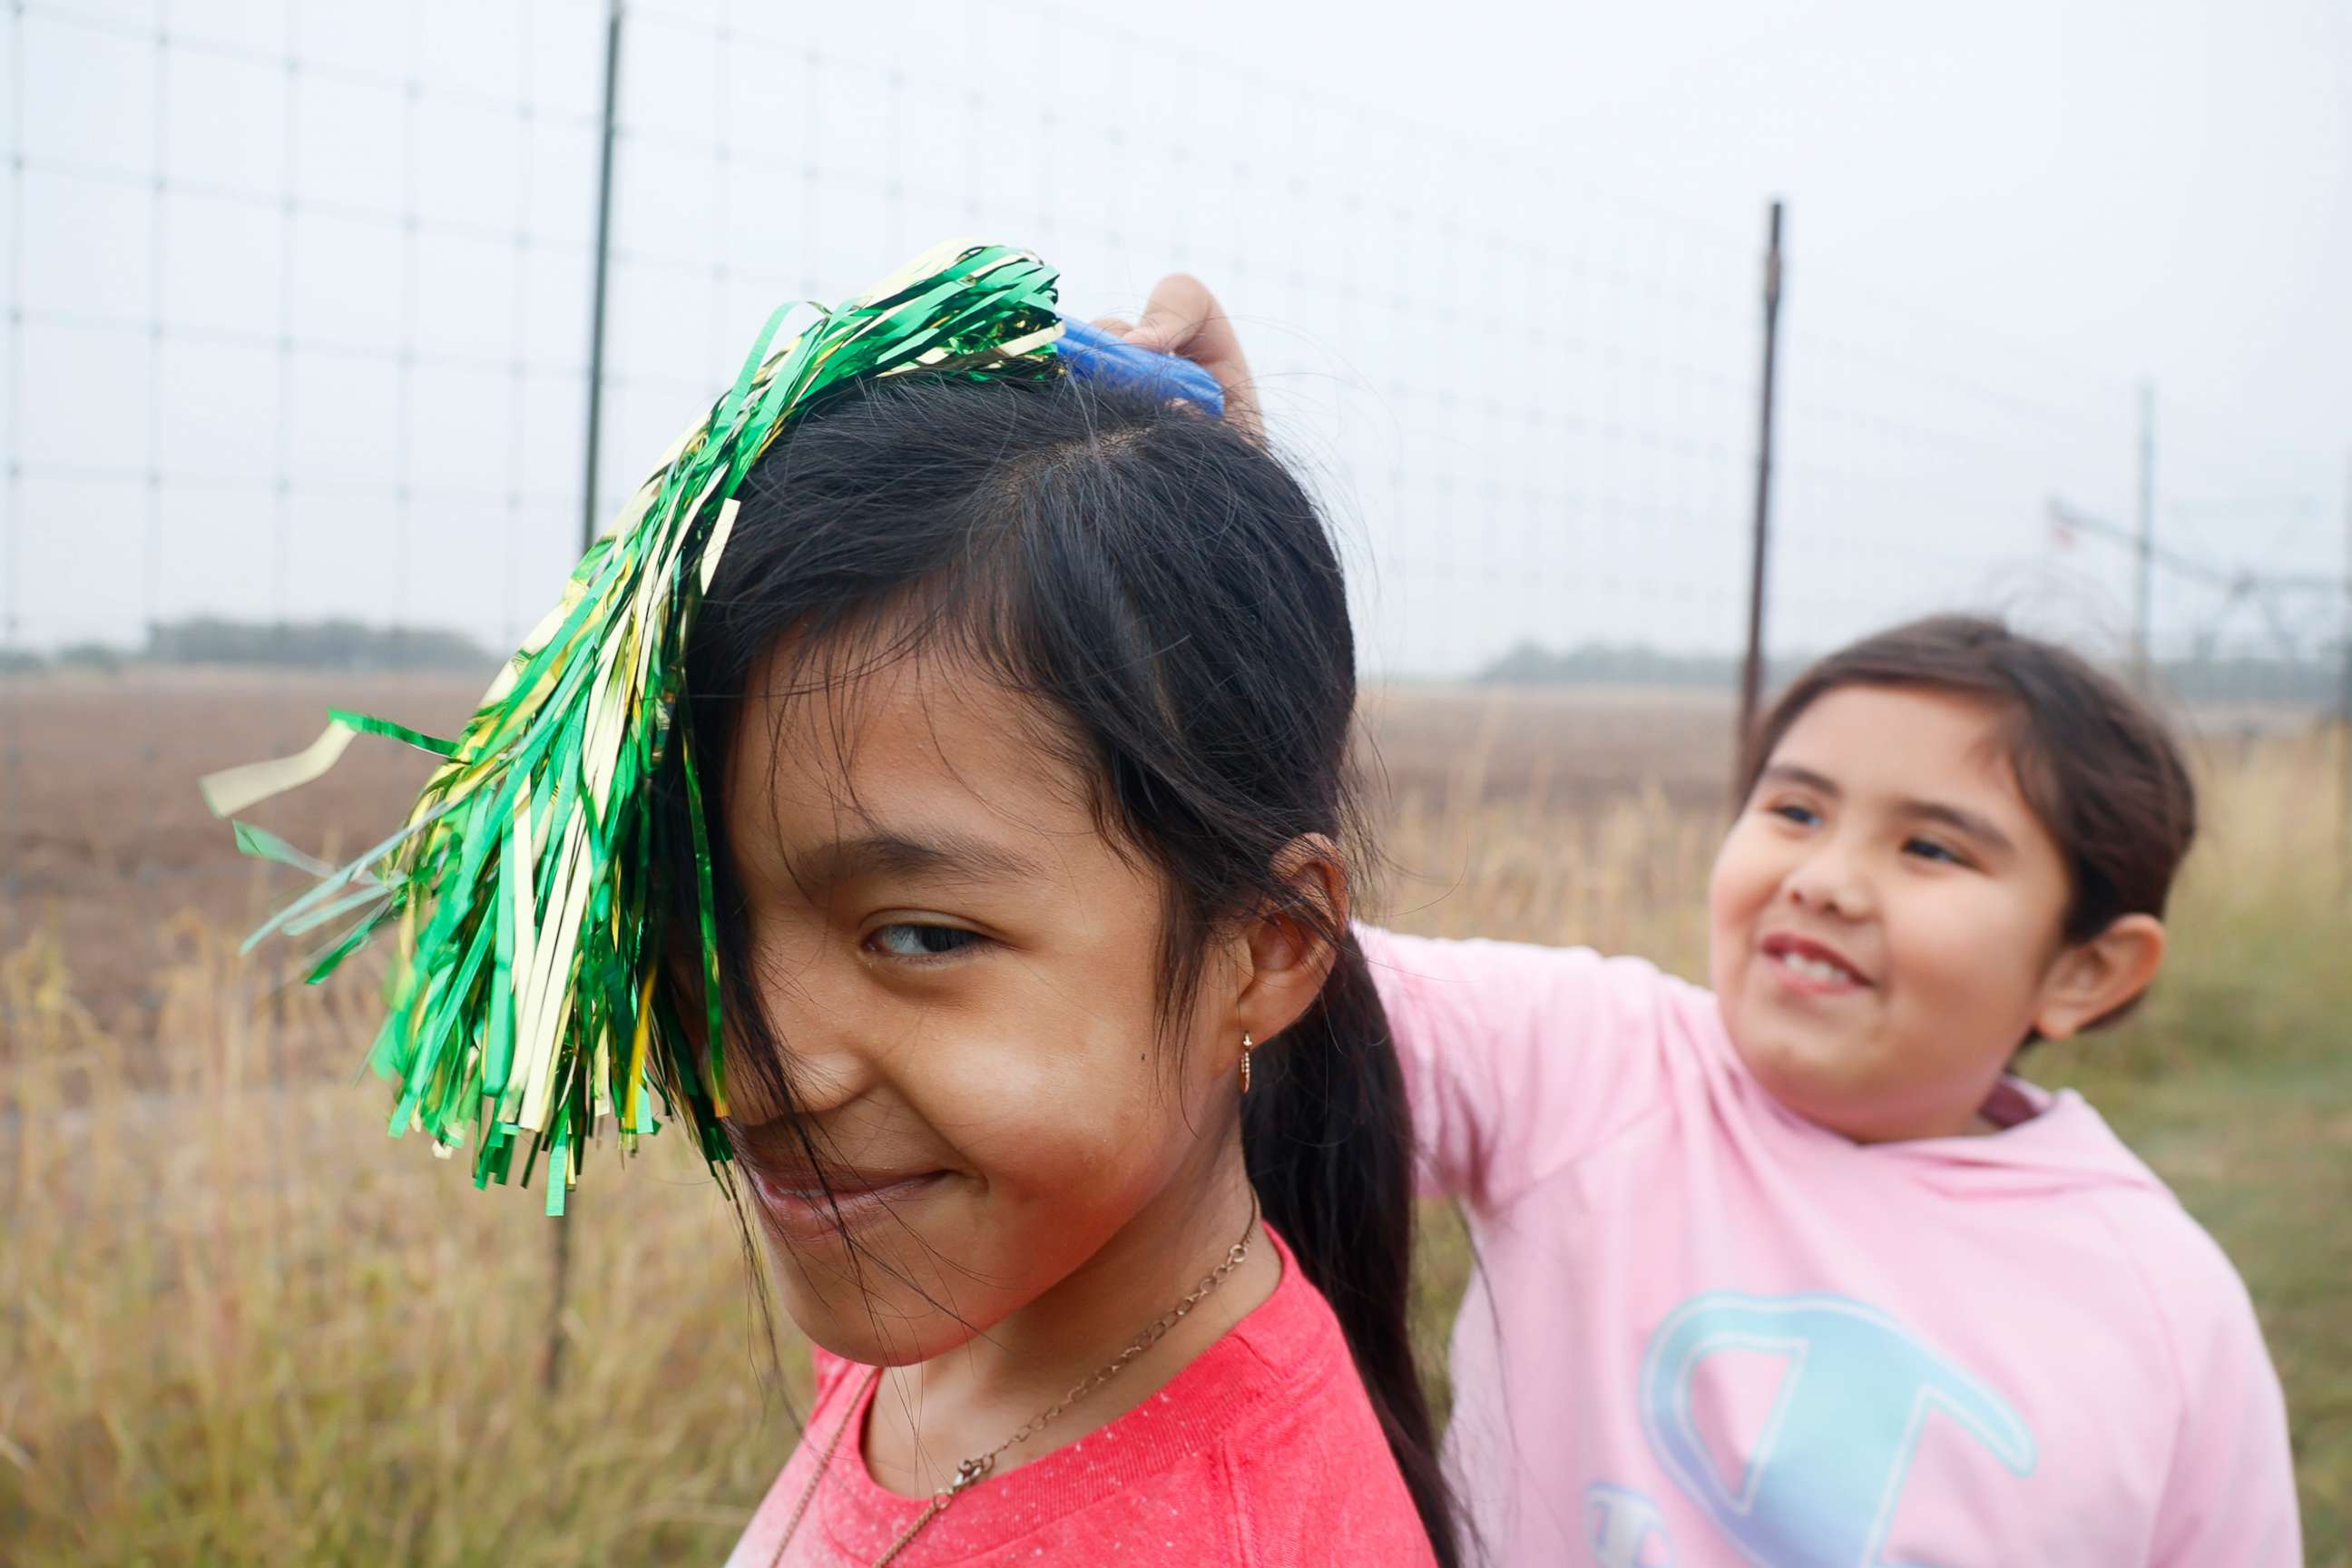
[7,0,2348,674]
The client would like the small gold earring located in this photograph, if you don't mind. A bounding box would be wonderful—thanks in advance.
[1240,1031,1255,1094]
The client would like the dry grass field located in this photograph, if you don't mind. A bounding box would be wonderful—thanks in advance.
[3,671,2347,1563]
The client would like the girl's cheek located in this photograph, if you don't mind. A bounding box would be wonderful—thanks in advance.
[1707,833,1775,956]
[1884,885,2032,1012]
[1712,823,1783,908]
[916,1017,1171,1195]
[905,1035,1057,1176]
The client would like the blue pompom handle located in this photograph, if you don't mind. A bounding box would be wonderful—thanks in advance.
[1055,318,1226,416]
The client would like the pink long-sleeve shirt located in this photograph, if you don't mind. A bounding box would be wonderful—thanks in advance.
[1362,927,2298,1567]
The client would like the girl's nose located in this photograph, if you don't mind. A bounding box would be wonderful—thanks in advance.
[1783,847,1871,920]
[771,1048,884,1123]
[727,975,884,1119]
[723,1041,874,1125]
[767,1022,884,1120]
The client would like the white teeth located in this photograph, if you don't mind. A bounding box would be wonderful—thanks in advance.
[1779,952,1852,985]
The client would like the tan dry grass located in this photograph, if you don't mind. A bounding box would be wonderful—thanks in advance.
[2,681,2346,1563]
[1,922,799,1564]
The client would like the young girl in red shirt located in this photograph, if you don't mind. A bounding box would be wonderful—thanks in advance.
[669,259,1458,1566]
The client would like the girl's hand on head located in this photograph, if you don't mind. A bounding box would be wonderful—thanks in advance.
[1092,273,1263,443]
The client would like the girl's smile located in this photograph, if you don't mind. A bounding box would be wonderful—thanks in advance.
[741,1159,956,1246]
[1757,930,1872,995]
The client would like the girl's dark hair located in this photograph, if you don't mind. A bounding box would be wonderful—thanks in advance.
[656,371,1461,1564]
[1740,613,2197,1026]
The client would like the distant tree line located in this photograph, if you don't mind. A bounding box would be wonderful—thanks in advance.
[1476,638,2349,711]
[1,618,496,674]
[1477,641,1772,690]
[4,623,2339,710]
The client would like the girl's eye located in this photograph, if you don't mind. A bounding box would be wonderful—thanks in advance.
[1904,837,1965,866]
[1768,801,1820,828]
[867,922,984,960]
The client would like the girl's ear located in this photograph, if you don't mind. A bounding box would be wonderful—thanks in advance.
[2033,913,2167,1042]
[1234,834,1350,1045]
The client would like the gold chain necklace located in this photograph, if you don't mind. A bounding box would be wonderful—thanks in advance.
[763,1200,1259,1568]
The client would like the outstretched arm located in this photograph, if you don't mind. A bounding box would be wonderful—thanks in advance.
[1357,926,1681,1209]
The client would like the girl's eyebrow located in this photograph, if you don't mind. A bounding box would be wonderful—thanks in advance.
[1896,799,2018,856]
[790,829,1043,887]
[1759,761,1838,796]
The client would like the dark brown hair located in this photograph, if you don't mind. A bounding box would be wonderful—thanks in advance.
[1740,615,2197,1021]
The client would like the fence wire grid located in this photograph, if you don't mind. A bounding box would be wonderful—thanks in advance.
[3,0,2348,926]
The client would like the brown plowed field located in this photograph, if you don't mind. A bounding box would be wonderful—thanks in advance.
[0,668,1734,1051]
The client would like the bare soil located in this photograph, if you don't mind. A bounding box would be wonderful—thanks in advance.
[0,669,1734,1051]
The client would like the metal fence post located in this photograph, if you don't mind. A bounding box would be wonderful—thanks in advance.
[2339,449,2351,900]
[2133,382,2156,693]
[547,0,626,1399]
[579,0,625,558]
[1736,200,1785,781]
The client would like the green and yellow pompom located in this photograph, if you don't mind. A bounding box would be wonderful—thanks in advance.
[202,240,1064,1213]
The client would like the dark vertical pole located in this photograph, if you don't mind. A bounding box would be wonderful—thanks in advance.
[548,0,623,1398]
[578,0,624,555]
[544,1200,573,1395]
[2133,381,2156,693]
[1737,201,1785,772]
[2338,449,2351,900]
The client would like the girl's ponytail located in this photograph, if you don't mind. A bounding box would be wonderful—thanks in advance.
[1246,933,1462,1568]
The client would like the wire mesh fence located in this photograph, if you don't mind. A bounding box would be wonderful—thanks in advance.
[4,0,2348,1004]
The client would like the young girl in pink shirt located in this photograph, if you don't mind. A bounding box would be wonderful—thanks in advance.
[1363,618,2299,1565]
[1112,279,2300,1566]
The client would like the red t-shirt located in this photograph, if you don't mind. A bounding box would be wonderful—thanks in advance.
[723,1227,1439,1566]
